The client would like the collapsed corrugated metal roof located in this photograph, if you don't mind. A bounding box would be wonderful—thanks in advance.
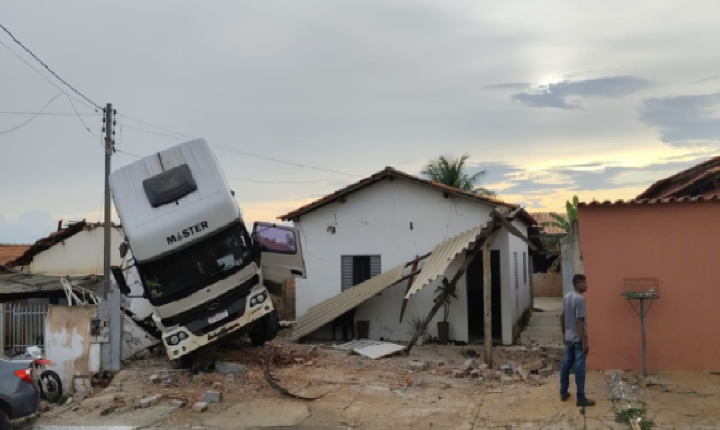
[290,264,406,341]
[0,267,100,298]
[404,224,488,299]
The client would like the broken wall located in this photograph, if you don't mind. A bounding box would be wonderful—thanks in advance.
[45,305,100,390]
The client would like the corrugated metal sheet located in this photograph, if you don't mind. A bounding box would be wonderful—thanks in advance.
[0,271,100,296]
[290,264,405,341]
[405,224,487,299]
[122,314,159,360]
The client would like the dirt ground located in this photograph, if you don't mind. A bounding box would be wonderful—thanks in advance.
[21,333,720,430]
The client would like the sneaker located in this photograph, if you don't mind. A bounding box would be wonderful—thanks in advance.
[576,398,596,407]
[560,393,570,402]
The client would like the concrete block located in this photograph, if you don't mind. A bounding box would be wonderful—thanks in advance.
[463,359,478,371]
[204,390,223,403]
[526,360,546,372]
[215,361,246,375]
[169,399,186,408]
[193,402,209,412]
[408,360,429,371]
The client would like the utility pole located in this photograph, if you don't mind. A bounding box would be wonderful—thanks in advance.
[103,103,114,299]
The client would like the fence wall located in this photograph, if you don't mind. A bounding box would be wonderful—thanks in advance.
[0,303,49,356]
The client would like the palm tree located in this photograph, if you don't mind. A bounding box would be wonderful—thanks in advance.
[421,154,496,197]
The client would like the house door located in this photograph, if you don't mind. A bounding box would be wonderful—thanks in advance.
[466,250,502,339]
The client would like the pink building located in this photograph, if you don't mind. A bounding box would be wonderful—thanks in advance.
[578,196,720,371]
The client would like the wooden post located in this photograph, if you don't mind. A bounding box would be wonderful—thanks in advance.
[399,256,420,323]
[482,231,500,367]
[483,246,493,366]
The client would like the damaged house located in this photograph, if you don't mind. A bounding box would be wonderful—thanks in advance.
[280,167,537,346]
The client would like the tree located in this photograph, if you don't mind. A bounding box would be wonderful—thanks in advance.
[541,195,579,272]
[421,154,496,197]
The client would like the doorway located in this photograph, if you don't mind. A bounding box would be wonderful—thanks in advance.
[466,250,502,340]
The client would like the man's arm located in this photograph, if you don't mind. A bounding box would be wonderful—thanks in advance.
[576,317,589,355]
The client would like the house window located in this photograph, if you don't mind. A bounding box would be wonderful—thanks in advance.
[342,255,381,291]
[513,252,518,289]
[522,252,527,285]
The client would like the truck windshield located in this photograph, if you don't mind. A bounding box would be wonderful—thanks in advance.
[137,223,252,300]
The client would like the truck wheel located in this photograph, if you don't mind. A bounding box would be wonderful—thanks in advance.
[250,310,279,347]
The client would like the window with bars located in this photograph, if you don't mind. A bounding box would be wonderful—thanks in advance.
[513,251,518,289]
[522,252,527,285]
[341,255,381,291]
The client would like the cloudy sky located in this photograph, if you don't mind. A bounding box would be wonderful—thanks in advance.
[2,0,719,243]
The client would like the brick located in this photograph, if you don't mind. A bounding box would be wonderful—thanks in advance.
[204,390,222,403]
[192,402,208,412]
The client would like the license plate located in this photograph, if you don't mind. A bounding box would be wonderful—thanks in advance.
[207,310,229,324]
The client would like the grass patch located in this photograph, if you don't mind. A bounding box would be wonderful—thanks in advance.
[615,405,654,430]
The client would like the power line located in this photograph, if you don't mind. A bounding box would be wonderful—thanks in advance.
[118,114,194,140]
[116,148,358,183]
[227,176,359,184]
[0,93,63,135]
[120,120,355,176]
[0,22,101,109]
[0,38,97,113]
[0,111,99,116]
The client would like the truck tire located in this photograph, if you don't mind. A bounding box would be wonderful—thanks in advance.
[250,310,279,347]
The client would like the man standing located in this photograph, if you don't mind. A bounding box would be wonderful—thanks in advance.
[559,274,595,407]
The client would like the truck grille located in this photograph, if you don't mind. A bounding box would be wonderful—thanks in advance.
[160,274,258,328]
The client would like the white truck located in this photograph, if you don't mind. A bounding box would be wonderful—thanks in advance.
[109,138,306,368]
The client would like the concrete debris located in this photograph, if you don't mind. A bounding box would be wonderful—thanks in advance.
[463,359,478,371]
[149,374,161,384]
[452,369,466,379]
[501,375,514,384]
[140,394,161,408]
[539,367,554,377]
[193,402,209,412]
[38,401,50,413]
[609,373,637,401]
[469,369,481,378]
[526,360,546,372]
[100,406,116,416]
[169,399,186,408]
[215,361,246,375]
[408,359,429,371]
[204,390,223,403]
[501,364,511,374]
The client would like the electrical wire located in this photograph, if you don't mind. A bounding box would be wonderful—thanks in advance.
[0,22,101,110]
[0,111,99,116]
[0,38,97,114]
[0,92,63,135]
[115,147,359,183]
[120,119,356,176]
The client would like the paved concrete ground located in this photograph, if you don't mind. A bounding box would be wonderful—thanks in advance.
[521,297,564,347]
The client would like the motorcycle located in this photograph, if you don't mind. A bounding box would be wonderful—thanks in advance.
[13,346,63,404]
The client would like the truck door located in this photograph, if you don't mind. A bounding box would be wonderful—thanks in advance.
[253,222,307,294]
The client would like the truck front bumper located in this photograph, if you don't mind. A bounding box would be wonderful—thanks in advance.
[162,285,274,360]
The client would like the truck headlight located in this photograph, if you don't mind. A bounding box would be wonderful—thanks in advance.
[250,291,267,307]
[166,331,188,346]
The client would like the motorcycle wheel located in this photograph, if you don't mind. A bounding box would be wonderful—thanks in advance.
[40,370,63,403]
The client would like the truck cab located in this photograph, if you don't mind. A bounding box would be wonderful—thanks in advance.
[109,139,305,367]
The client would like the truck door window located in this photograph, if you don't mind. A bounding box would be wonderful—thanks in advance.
[254,225,297,254]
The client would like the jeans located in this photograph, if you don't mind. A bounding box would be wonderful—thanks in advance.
[560,341,586,400]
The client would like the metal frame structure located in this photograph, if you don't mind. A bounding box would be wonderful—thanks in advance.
[622,278,660,377]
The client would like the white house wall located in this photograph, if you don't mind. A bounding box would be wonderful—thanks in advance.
[295,179,514,343]
[497,219,533,345]
[27,227,124,276]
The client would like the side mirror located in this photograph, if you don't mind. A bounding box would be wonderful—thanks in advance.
[110,266,131,296]
[253,240,262,264]
[119,242,128,259]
